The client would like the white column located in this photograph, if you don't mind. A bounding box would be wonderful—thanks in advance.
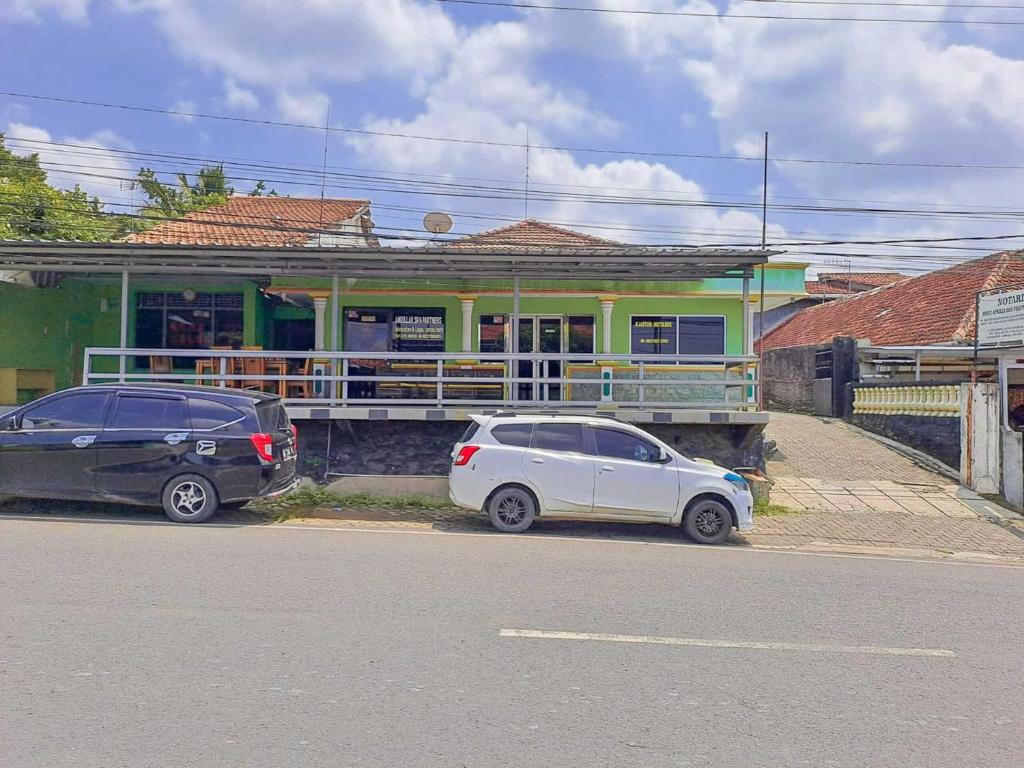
[313,297,328,351]
[600,298,615,354]
[459,296,475,353]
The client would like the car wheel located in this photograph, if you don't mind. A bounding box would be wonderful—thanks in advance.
[683,498,732,545]
[487,486,536,533]
[162,474,219,524]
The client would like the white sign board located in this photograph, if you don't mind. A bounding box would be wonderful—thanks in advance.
[977,288,1024,348]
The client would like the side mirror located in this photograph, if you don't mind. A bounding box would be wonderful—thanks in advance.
[657,447,672,464]
[2,414,19,431]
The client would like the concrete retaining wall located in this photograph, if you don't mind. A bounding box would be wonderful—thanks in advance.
[761,345,821,413]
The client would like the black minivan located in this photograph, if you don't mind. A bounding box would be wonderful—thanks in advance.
[0,384,298,523]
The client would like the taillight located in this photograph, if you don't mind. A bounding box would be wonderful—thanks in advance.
[453,445,481,467]
[290,424,298,445]
[250,432,274,462]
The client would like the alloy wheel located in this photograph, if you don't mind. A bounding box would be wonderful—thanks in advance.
[693,505,725,537]
[496,495,527,526]
[171,481,207,517]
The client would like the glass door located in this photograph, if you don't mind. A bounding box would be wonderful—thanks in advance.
[517,317,563,401]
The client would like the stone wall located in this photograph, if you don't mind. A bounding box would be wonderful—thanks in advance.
[850,413,960,470]
[295,418,766,478]
[761,344,822,413]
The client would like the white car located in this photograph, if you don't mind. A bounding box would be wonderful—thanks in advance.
[449,414,754,544]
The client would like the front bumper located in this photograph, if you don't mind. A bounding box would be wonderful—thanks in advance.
[735,491,754,531]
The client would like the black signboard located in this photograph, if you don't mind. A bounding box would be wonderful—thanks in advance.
[630,316,677,356]
[393,311,445,352]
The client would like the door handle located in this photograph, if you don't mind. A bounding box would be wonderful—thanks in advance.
[71,435,96,448]
[600,465,615,472]
[164,432,190,445]
[530,457,545,464]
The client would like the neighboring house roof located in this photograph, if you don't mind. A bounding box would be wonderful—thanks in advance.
[124,196,371,247]
[762,251,1024,351]
[805,271,908,295]
[450,219,620,248]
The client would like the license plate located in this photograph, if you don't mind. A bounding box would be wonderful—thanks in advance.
[282,446,296,462]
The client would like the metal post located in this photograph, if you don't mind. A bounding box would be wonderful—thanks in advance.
[119,269,129,383]
[914,351,922,382]
[758,132,768,409]
[742,274,752,404]
[331,275,339,405]
[511,275,520,403]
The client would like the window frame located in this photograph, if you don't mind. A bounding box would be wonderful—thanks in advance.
[19,391,112,431]
[489,421,535,448]
[628,314,727,358]
[104,393,190,432]
[589,425,664,464]
[530,421,589,455]
[134,291,245,352]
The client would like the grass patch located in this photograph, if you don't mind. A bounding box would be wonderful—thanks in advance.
[249,484,456,521]
[754,497,800,517]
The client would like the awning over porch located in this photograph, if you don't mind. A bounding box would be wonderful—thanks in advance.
[0,240,776,280]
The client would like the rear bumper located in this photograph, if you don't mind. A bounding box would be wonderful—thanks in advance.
[261,477,300,500]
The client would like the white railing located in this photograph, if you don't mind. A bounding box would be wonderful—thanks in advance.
[83,347,760,410]
[853,384,961,417]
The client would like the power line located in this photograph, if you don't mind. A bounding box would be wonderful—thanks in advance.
[431,0,1024,25]
[5,91,1024,171]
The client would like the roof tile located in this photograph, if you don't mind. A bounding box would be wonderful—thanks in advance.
[762,251,1024,350]
[124,196,369,246]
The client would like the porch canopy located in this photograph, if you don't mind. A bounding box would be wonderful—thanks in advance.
[0,240,773,280]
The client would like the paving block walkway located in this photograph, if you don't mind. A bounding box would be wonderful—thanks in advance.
[756,411,1024,560]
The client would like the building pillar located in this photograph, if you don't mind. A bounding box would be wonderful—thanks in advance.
[599,296,616,354]
[313,297,328,351]
[458,295,476,353]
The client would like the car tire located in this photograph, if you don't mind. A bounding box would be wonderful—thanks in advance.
[683,498,732,545]
[487,486,536,533]
[162,474,219,524]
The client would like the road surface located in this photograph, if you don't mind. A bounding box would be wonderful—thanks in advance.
[2,516,1021,767]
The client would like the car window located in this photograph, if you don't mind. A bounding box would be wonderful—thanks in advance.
[188,397,248,431]
[593,428,660,463]
[459,421,480,443]
[256,401,290,433]
[491,422,533,447]
[21,392,109,430]
[109,396,189,430]
[533,423,585,453]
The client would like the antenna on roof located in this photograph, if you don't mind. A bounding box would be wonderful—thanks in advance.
[524,125,531,221]
[423,212,453,240]
[317,103,331,246]
[824,256,853,293]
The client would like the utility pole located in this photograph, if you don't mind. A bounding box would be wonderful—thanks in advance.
[758,132,768,410]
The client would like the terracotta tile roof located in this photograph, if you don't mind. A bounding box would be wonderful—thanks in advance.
[805,272,908,295]
[762,251,1024,351]
[450,219,620,248]
[124,196,370,246]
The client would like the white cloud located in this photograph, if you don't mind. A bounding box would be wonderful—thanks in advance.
[5,122,135,202]
[275,91,329,126]
[112,0,461,121]
[1,0,90,23]
[223,78,259,112]
[168,100,196,123]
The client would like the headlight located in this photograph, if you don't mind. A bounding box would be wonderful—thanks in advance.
[723,472,748,492]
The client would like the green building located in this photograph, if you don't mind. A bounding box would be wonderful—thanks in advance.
[0,198,806,473]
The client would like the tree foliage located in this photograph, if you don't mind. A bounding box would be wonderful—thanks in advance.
[0,133,127,240]
[136,164,233,222]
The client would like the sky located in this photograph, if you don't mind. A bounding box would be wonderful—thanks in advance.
[2,0,1024,275]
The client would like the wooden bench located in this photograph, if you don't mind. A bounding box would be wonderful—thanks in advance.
[0,368,56,405]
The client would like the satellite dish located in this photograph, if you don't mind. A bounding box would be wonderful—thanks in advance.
[423,212,453,235]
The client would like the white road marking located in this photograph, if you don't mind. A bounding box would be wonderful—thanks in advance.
[499,629,957,658]
[0,513,1021,569]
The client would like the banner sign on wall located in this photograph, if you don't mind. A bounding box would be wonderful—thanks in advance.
[977,287,1024,348]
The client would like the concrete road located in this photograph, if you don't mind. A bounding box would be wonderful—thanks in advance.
[2,517,1022,767]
